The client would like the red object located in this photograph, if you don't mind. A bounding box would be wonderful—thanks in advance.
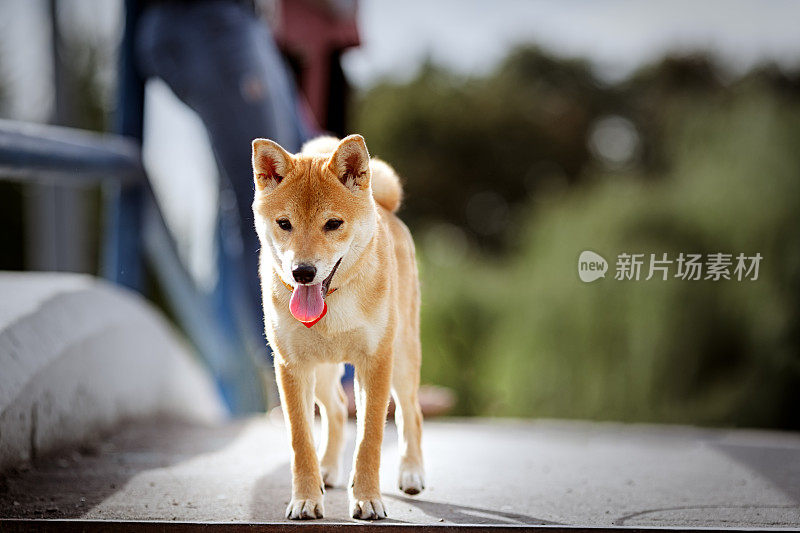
[300,301,327,328]
[274,0,360,129]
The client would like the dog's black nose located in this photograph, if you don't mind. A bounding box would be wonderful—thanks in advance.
[292,264,317,284]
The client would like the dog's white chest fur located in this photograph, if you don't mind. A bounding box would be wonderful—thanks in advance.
[266,285,391,365]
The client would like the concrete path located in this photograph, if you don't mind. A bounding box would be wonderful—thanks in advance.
[1,417,799,529]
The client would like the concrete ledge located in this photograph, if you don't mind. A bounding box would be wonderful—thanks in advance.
[0,272,225,471]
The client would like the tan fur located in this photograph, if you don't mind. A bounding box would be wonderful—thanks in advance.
[301,135,402,213]
[369,159,403,213]
[252,135,424,520]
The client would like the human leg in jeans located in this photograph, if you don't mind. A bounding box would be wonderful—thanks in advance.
[136,0,311,409]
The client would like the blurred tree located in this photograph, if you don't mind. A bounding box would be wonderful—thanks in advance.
[22,2,111,276]
[621,55,727,176]
[54,2,113,132]
[354,47,608,251]
[356,45,800,428]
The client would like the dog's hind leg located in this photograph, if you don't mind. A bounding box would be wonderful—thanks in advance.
[314,363,347,488]
[391,344,425,495]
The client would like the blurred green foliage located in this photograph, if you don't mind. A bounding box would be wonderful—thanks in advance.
[354,48,800,428]
[355,49,607,249]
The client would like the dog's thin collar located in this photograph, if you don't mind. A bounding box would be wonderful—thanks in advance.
[279,277,337,296]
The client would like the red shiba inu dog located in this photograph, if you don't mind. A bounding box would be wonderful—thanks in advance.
[252,135,424,520]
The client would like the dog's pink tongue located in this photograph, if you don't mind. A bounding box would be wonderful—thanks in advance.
[289,284,325,323]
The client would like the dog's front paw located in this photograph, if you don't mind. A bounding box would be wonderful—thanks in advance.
[398,463,425,495]
[350,495,387,520]
[286,497,324,520]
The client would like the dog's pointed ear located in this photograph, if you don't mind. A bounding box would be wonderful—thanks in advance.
[327,134,370,192]
[252,138,293,192]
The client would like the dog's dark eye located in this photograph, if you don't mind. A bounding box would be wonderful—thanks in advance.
[276,219,292,231]
[324,219,343,231]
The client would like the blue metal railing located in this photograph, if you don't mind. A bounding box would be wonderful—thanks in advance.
[0,118,269,415]
[0,0,270,415]
[0,121,143,185]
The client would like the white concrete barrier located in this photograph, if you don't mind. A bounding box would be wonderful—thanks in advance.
[0,272,226,471]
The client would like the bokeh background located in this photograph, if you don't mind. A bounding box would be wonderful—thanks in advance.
[1,0,799,428]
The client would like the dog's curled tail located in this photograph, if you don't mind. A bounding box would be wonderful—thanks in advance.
[369,158,402,213]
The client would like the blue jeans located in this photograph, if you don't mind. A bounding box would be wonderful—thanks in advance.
[136,1,310,372]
